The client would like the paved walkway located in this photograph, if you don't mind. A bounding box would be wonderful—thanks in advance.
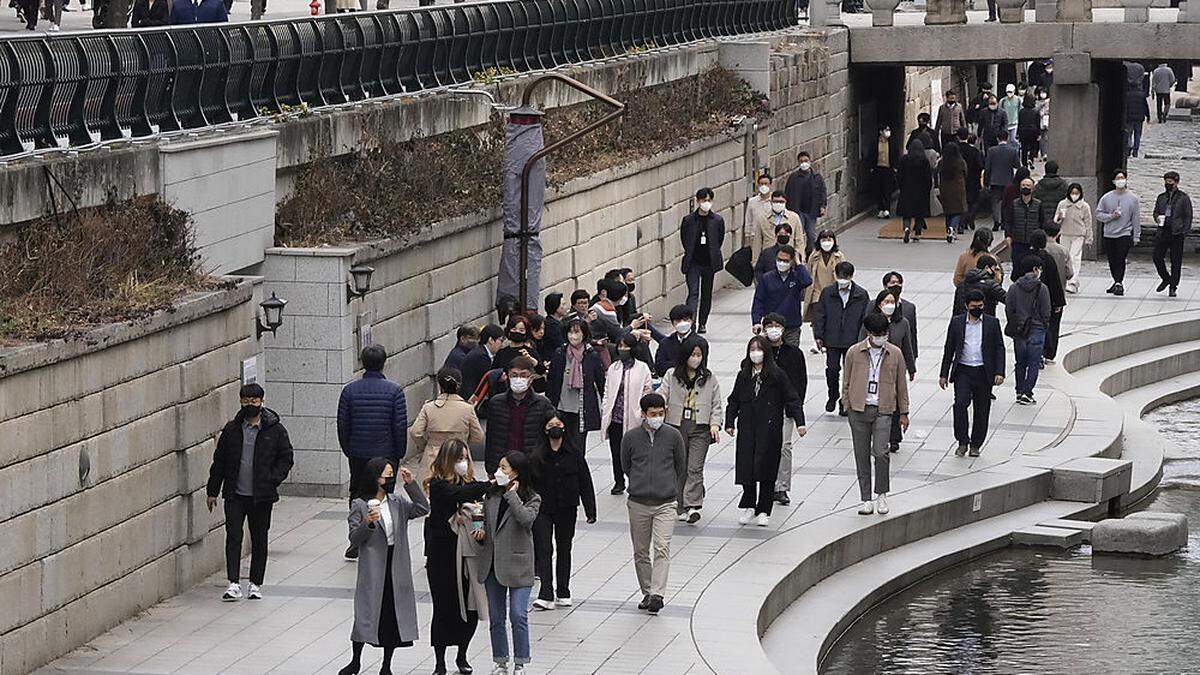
[37,205,1200,674]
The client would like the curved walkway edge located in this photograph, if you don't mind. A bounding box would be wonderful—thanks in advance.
[692,311,1200,675]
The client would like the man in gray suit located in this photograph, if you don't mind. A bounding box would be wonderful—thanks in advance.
[621,393,686,615]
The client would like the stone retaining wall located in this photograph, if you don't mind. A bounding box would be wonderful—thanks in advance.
[0,278,266,675]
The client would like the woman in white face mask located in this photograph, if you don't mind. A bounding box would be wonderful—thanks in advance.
[406,367,485,486]
[863,290,917,453]
[724,336,805,528]
[657,335,724,524]
[421,439,492,675]
[804,228,846,352]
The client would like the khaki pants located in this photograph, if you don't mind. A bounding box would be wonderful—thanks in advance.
[676,419,711,511]
[1063,235,1085,293]
[775,417,795,492]
[626,499,675,598]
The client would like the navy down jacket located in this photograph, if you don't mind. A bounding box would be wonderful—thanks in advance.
[337,371,408,459]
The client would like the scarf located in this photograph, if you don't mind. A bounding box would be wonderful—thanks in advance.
[566,343,585,389]
[877,137,890,167]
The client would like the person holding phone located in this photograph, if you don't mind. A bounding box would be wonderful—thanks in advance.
[340,459,430,675]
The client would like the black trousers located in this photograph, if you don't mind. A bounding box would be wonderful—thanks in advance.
[533,509,578,601]
[1009,243,1033,281]
[685,266,716,327]
[952,366,993,449]
[825,347,848,403]
[1156,92,1172,123]
[1044,309,1063,360]
[224,495,273,585]
[608,422,626,486]
[872,166,894,212]
[348,456,370,508]
[1105,235,1133,284]
[1020,138,1040,167]
[739,480,775,516]
[1153,232,1186,289]
[889,411,903,447]
[986,0,996,17]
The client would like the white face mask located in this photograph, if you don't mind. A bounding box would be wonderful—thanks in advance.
[454,460,469,477]
[836,278,852,290]
[687,355,703,370]
[771,203,785,214]
[776,260,792,273]
[765,326,784,342]
[748,350,764,365]
[615,296,627,306]
[1113,179,1127,189]
[494,471,511,487]
[882,129,891,138]
[758,184,771,195]
[509,377,529,394]
[699,201,713,213]
[820,239,834,252]
[567,332,583,346]
[881,303,896,316]
[645,415,664,430]
[799,161,812,172]
[869,335,888,348]
[675,320,692,335]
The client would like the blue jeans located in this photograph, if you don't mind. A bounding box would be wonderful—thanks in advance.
[485,571,531,665]
[946,213,962,233]
[1013,326,1046,396]
[1126,122,1143,157]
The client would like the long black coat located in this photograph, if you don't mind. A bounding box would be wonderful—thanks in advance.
[896,149,933,218]
[725,368,804,485]
[545,344,606,432]
[680,210,725,273]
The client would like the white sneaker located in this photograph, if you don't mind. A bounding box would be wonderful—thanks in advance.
[247,583,262,600]
[222,582,242,601]
[738,508,754,525]
[857,501,874,515]
[678,511,690,522]
[532,598,555,611]
[513,666,525,674]
[875,494,889,515]
[556,596,573,607]
[489,665,508,675]
[755,513,770,527]
[48,23,60,31]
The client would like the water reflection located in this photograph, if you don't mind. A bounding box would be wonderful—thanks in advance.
[820,399,1200,675]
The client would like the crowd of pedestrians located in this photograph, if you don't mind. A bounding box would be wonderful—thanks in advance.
[197,98,1193,672]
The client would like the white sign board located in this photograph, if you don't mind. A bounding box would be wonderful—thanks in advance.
[241,356,258,385]
[360,323,374,352]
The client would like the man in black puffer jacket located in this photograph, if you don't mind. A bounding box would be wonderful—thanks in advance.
[485,355,556,476]
[206,383,294,601]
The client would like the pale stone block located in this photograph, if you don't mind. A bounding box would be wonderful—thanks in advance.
[292,382,346,418]
[265,348,328,383]
[294,254,350,283]
[1093,512,1187,556]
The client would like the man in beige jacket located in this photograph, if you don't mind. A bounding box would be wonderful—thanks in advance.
[751,191,804,278]
[841,313,910,516]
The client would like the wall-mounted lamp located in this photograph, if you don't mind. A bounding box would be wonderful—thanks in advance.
[347,263,375,302]
[256,292,287,339]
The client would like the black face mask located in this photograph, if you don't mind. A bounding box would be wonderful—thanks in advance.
[547,427,565,440]
[241,404,262,419]
[382,476,397,493]
[625,282,635,293]
[968,307,985,318]
[618,350,633,362]
[507,330,526,343]
[887,285,902,298]
[777,235,790,246]
[1020,187,1033,196]
[1165,183,1176,192]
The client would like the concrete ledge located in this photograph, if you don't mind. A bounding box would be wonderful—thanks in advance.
[1049,457,1133,503]
[1012,524,1086,548]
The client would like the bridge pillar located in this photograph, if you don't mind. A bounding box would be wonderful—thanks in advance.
[925,0,967,24]
[810,0,846,27]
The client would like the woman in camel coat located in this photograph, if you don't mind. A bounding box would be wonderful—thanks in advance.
[405,368,484,484]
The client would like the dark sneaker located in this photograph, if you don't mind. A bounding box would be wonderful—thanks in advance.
[647,595,664,614]
[637,594,651,610]
[968,447,981,457]
[1170,288,1178,297]
[1113,283,1124,296]
[888,442,900,453]
[344,545,359,561]
[610,483,625,496]
[774,491,790,506]
[687,508,702,524]
[903,228,911,244]
[955,444,968,457]
[697,325,707,334]
[825,397,837,413]
[1158,280,1170,292]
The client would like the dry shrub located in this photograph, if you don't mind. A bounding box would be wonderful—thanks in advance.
[276,67,769,247]
[0,196,209,342]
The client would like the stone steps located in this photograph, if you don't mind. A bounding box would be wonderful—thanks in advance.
[1012,524,1086,548]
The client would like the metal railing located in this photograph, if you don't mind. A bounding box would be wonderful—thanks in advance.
[0,0,796,158]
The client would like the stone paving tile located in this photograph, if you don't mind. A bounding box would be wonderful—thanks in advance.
[39,181,1200,674]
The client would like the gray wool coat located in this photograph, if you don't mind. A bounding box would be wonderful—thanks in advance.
[476,489,541,588]
[348,482,430,646]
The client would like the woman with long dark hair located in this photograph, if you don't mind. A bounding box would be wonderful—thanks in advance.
[938,141,969,242]
[478,451,541,673]
[896,140,933,243]
[423,439,491,675]
[953,228,998,286]
[724,336,804,528]
[545,318,606,454]
[340,458,429,675]
[658,334,723,524]
[530,416,596,611]
[600,332,652,495]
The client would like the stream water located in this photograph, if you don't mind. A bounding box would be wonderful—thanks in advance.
[820,398,1200,674]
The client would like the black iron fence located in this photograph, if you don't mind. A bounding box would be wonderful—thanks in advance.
[0,0,795,157]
